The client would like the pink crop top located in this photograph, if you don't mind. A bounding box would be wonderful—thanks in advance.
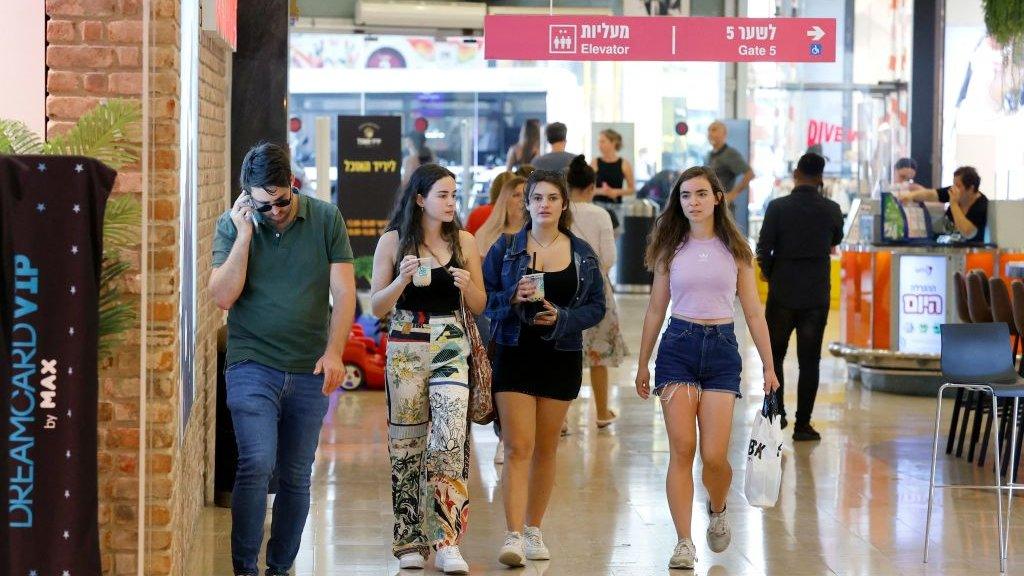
[669,237,738,320]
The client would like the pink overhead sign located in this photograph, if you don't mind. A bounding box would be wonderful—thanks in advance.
[484,15,836,63]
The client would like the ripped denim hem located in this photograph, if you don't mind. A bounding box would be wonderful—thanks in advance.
[655,382,743,404]
[655,381,701,404]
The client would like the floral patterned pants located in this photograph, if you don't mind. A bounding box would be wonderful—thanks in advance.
[386,310,471,558]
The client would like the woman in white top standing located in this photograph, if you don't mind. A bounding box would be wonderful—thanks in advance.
[634,166,779,570]
[566,155,628,427]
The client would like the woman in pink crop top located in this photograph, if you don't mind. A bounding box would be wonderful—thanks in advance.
[633,166,779,569]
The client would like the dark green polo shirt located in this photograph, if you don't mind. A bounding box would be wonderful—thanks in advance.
[212,195,353,373]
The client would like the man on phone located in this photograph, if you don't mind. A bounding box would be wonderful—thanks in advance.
[209,142,357,576]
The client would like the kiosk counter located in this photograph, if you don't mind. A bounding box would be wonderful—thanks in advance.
[830,197,1024,394]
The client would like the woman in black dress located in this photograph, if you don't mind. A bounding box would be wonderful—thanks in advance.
[591,128,636,205]
[482,170,607,567]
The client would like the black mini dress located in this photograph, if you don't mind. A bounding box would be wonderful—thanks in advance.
[492,260,583,401]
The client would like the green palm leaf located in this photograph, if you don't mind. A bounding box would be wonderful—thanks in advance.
[0,119,45,155]
[104,196,142,251]
[44,99,141,170]
[2,99,142,359]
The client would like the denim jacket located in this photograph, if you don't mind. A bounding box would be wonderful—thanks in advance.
[483,225,606,351]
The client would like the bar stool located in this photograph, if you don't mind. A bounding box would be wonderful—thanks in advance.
[946,272,973,456]
[975,269,993,305]
[981,278,1020,468]
[1006,280,1024,482]
[963,272,995,463]
[924,323,1024,574]
[1013,280,1024,375]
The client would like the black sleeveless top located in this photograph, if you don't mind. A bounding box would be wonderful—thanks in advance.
[520,260,578,337]
[397,259,461,314]
[594,158,625,204]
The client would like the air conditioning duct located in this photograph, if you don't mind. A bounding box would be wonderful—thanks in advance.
[354,0,487,30]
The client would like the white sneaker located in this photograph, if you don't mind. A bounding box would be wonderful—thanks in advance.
[523,526,550,560]
[706,504,732,553]
[398,552,425,569]
[494,440,504,464]
[498,531,525,567]
[434,546,468,575]
[668,537,696,569]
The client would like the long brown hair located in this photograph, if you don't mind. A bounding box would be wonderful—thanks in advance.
[516,119,541,164]
[645,166,752,273]
[476,176,526,254]
[524,170,573,233]
[386,163,464,268]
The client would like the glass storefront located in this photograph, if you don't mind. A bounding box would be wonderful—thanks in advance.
[287,30,724,204]
[742,0,912,235]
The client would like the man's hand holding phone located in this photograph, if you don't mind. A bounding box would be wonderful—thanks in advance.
[231,193,256,237]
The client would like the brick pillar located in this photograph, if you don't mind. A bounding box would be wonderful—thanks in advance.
[45,1,231,574]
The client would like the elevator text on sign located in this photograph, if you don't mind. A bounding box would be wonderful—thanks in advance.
[485,16,837,63]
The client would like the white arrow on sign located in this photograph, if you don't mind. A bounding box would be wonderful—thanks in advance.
[806,26,826,42]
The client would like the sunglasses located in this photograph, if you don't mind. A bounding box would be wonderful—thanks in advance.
[247,186,296,212]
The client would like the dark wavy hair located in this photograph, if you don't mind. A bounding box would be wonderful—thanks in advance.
[386,163,463,267]
[565,154,595,190]
[524,169,573,232]
[645,166,753,273]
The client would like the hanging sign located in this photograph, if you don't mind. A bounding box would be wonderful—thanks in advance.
[484,16,836,63]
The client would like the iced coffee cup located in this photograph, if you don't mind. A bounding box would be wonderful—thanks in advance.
[413,257,433,287]
[523,272,545,302]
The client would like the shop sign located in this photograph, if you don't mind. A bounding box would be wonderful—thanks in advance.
[897,255,948,354]
[337,116,402,264]
[807,120,860,147]
[484,15,836,62]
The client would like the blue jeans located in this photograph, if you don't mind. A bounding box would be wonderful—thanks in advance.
[225,360,329,575]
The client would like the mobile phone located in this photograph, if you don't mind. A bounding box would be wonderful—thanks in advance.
[242,192,263,231]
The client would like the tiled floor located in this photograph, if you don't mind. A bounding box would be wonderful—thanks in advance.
[188,295,1024,575]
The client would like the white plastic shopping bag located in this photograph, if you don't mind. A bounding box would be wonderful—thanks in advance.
[744,392,784,508]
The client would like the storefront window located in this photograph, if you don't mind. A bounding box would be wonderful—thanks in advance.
[743,0,912,226]
[288,31,723,199]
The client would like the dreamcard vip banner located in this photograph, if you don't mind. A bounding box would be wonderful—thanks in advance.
[2,155,114,576]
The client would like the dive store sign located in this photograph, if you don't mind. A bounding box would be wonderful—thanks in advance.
[484,15,836,63]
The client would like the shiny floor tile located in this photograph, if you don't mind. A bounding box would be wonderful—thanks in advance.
[188,296,1024,575]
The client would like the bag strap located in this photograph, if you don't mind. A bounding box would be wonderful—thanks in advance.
[761,391,779,421]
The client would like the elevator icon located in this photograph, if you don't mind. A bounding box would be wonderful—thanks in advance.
[549,25,577,54]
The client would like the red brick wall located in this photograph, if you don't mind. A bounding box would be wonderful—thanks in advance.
[45,0,230,573]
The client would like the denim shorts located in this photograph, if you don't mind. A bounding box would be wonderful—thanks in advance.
[653,317,743,398]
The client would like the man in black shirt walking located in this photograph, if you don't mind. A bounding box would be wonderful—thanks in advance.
[757,153,844,441]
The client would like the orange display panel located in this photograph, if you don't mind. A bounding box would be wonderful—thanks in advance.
[872,250,892,350]
[840,251,873,348]
[966,252,995,277]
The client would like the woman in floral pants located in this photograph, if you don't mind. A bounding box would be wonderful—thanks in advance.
[370,164,486,574]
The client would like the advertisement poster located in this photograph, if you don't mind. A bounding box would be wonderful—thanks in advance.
[898,255,948,354]
[336,116,402,261]
[3,155,111,575]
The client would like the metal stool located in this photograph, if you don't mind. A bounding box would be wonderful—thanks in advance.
[924,323,1024,574]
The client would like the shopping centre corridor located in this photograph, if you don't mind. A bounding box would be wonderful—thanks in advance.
[188,295,1022,575]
